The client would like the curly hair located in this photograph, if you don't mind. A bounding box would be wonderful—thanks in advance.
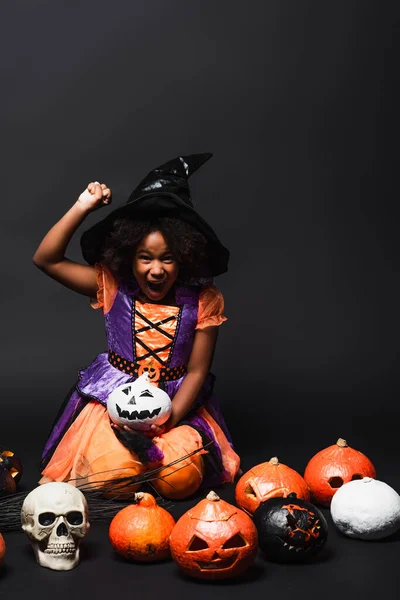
[100,216,209,284]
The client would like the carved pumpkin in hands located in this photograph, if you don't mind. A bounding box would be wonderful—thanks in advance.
[304,438,376,506]
[0,450,23,484]
[253,492,328,563]
[169,491,258,580]
[235,457,310,515]
[109,492,175,561]
[107,372,172,431]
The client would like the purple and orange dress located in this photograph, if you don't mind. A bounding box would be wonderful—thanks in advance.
[41,264,240,497]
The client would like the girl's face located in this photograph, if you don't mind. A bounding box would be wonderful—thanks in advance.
[132,231,179,302]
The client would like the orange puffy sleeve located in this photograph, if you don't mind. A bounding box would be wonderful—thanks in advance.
[196,285,227,330]
[89,263,119,314]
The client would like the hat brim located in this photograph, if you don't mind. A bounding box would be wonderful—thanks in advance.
[80,193,229,277]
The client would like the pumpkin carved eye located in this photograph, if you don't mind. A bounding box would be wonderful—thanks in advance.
[221,534,248,549]
[244,484,257,499]
[328,477,343,488]
[351,473,363,481]
[188,536,209,551]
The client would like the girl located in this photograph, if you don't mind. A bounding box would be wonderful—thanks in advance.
[34,153,240,499]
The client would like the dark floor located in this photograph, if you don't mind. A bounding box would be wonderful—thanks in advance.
[1,444,400,600]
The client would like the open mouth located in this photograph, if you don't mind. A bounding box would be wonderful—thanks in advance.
[147,280,166,293]
[196,555,237,571]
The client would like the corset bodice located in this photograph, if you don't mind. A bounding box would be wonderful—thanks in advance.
[76,283,201,405]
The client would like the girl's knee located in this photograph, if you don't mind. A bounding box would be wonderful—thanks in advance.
[152,425,205,499]
[152,453,204,499]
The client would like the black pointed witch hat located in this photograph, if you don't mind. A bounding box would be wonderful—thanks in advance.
[80,153,229,277]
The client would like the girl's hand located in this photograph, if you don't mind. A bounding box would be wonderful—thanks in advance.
[110,422,166,437]
[77,181,112,213]
[146,423,166,437]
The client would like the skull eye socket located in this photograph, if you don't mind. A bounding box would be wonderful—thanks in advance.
[188,536,209,551]
[67,511,83,526]
[221,534,248,549]
[39,512,56,526]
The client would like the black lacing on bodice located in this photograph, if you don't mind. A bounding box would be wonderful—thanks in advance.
[134,308,178,367]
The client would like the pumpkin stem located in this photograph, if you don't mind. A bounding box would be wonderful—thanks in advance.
[269,457,279,465]
[336,438,348,448]
[134,492,145,502]
[206,491,220,502]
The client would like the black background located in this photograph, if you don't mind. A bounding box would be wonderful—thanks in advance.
[1,1,399,598]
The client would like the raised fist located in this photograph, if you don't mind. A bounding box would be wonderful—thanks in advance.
[77,181,112,212]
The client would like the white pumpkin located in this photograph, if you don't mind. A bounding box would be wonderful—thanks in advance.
[107,372,172,431]
[330,477,400,540]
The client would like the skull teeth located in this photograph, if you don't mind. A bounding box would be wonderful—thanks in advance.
[45,543,76,554]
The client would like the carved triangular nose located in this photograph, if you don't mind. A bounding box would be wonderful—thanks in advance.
[127,395,136,405]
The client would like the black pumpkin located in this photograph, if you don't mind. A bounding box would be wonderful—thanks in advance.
[0,465,17,497]
[0,450,23,484]
[253,492,328,563]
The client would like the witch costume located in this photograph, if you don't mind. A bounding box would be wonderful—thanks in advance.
[40,154,240,497]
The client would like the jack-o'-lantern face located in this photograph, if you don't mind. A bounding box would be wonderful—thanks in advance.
[243,479,290,508]
[0,465,17,497]
[303,439,376,506]
[0,450,23,484]
[107,372,172,431]
[253,493,328,563]
[186,522,250,574]
[170,491,258,580]
[235,458,310,515]
[137,361,160,382]
[279,503,322,550]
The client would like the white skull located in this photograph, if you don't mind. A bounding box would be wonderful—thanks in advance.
[21,482,90,571]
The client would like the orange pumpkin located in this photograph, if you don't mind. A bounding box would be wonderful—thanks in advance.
[304,438,376,506]
[170,491,258,580]
[235,457,310,515]
[150,430,204,500]
[109,492,175,561]
[0,533,5,567]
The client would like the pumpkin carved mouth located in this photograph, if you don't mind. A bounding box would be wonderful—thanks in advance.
[116,404,162,421]
[197,554,238,571]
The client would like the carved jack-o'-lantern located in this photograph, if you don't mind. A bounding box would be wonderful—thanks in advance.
[253,492,328,563]
[235,457,310,515]
[0,449,23,484]
[0,465,16,497]
[304,438,376,506]
[107,372,172,431]
[169,491,258,580]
